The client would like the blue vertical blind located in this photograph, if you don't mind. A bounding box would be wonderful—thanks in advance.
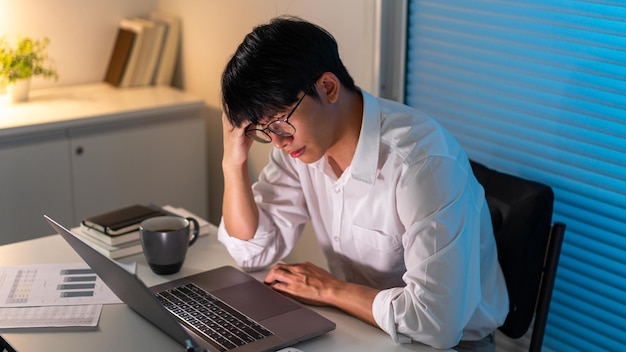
[405,1,626,351]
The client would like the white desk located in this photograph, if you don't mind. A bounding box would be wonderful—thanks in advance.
[0,226,444,352]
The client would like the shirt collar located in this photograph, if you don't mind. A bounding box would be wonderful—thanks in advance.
[350,89,381,185]
[309,89,381,184]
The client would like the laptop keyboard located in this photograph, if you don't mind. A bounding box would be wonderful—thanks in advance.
[156,283,274,351]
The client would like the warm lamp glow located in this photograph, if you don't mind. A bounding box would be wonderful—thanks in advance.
[0,2,22,36]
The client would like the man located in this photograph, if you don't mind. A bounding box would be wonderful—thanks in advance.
[218,16,508,351]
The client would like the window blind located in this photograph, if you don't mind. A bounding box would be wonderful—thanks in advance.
[405,1,626,351]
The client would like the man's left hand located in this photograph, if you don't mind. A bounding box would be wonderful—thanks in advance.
[264,262,337,306]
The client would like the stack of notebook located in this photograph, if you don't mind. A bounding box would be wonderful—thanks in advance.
[74,204,210,259]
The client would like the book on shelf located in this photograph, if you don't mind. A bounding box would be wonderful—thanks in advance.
[103,11,180,88]
[117,18,146,88]
[129,17,166,87]
[149,10,181,86]
[103,27,136,86]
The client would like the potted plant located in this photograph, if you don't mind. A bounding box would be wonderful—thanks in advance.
[0,36,58,102]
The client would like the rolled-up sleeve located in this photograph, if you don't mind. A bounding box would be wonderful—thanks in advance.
[371,157,486,349]
[217,210,286,271]
[218,148,310,271]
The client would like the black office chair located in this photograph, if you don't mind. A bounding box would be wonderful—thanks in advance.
[470,161,566,352]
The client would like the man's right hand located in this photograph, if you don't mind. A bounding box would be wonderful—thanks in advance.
[221,112,254,169]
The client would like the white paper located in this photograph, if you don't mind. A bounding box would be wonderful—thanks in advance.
[0,304,102,328]
[0,263,122,307]
[114,260,137,275]
[162,204,213,236]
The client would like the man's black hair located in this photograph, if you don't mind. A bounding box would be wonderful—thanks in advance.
[221,16,356,126]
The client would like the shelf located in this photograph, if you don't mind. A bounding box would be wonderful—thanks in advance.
[0,83,204,139]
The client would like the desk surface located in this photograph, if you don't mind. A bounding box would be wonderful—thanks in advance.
[0,226,443,352]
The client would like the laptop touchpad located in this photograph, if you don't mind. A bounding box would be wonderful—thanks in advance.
[213,280,300,321]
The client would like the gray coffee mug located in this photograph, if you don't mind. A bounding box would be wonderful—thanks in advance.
[140,216,199,275]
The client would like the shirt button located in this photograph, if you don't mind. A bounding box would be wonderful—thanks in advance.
[333,236,339,242]
[334,187,341,194]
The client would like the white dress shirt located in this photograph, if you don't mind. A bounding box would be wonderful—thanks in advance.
[218,90,508,349]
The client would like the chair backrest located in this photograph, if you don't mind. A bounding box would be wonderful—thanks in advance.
[470,160,564,349]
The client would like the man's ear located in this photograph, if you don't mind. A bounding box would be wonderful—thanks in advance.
[316,72,340,104]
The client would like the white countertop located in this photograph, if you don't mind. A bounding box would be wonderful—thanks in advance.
[0,83,204,138]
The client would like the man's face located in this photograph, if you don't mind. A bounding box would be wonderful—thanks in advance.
[266,91,338,164]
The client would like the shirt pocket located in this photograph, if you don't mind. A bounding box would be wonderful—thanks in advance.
[351,224,402,251]
[349,223,405,288]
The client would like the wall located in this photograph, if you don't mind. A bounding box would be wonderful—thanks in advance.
[0,0,382,265]
[0,0,159,90]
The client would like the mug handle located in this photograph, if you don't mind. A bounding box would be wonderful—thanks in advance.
[186,217,200,246]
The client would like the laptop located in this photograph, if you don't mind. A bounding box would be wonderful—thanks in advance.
[44,215,335,352]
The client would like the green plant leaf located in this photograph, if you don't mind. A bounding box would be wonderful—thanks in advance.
[0,35,58,84]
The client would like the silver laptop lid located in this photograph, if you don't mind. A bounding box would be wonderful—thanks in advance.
[44,215,203,351]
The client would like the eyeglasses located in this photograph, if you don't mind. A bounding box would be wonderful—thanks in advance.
[245,92,306,143]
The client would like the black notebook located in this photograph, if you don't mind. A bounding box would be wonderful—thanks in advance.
[81,204,166,236]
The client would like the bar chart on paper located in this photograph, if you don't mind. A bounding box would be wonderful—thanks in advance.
[8,267,99,303]
[0,263,122,328]
[0,263,120,307]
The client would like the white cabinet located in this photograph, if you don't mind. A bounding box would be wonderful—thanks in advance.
[0,84,208,244]
[0,132,74,243]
